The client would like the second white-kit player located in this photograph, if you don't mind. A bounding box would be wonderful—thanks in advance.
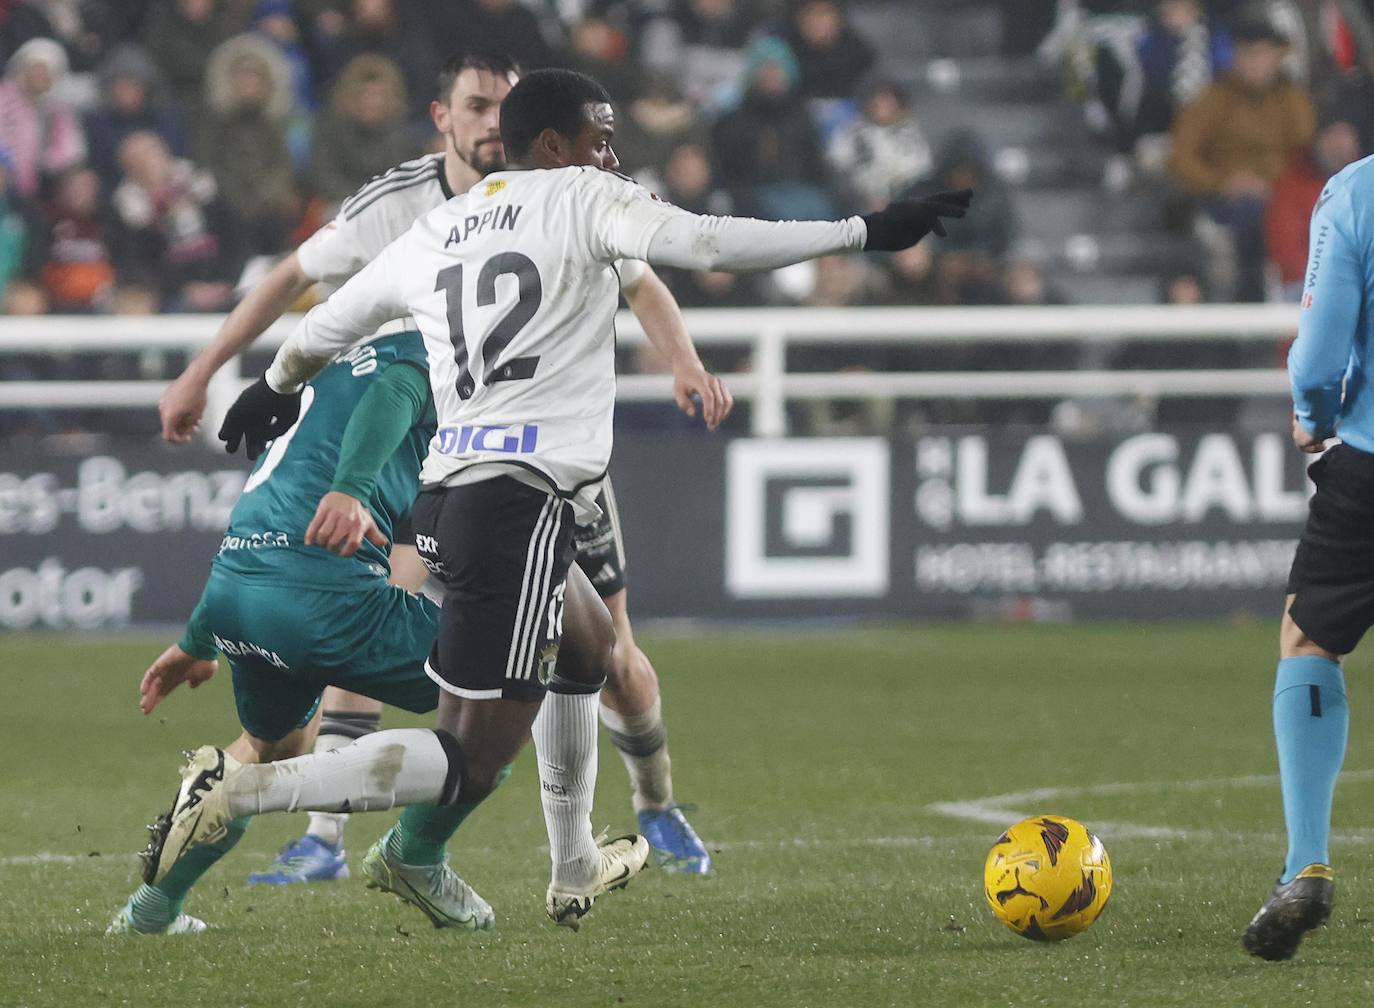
[159,52,726,884]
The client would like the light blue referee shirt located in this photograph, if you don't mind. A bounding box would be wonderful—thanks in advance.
[1291,153,1374,454]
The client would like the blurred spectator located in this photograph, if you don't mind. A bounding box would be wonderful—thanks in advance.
[1097,0,1232,187]
[919,130,1017,262]
[84,44,189,193]
[1169,14,1315,301]
[827,79,932,212]
[0,0,114,74]
[435,0,553,74]
[642,0,751,109]
[310,53,410,206]
[1265,117,1362,300]
[0,150,46,313]
[250,0,316,116]
[786,0,875,99]
[0,38,87,199]
[805,254,881,306]
[712,36,836,219]
[141,0,240,112]
[563,16,643,103]
[199,33,300,254]
[876,243,938,305]
[613,75,701,179]
[111,130,243,311]
[312,0,438,120]
[1002,260,1069,305]
[1160,267,1207,303]
[37,165,117,312]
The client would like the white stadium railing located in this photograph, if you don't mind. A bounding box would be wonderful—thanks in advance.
[0,304,1301,437]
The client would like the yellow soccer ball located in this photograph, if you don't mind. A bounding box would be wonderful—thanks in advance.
[983,815,1112,941]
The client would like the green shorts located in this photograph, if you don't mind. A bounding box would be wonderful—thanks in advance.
[202,569,440,741]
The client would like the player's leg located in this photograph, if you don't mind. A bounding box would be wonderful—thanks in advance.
[246,687,378,884]
[1244,446,1370,960]
[577,481,711,874]
[248,545,427,883]
[112,716,317,935]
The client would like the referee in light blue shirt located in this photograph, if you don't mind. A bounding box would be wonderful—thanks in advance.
[1243,154,1374,960]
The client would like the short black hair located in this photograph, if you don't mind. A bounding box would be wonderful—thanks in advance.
[499,68,612,160]
[436,51,521,102]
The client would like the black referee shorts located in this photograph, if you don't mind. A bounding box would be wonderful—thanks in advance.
[572,478,628,599]
[1287,443,1374,655]
[411,477,575,702]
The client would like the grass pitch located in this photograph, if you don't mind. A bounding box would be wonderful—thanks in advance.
[3,621,1374,1008]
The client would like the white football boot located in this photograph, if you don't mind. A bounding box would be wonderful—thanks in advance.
[545,833,651,930]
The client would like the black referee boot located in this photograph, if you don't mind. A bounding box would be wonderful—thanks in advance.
[1242,864,1334,961]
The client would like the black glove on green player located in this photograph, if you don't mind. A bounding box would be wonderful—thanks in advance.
[219,374,303,460]
[861,189,973,252]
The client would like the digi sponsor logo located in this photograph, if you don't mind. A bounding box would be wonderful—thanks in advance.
[435,423,538,455]
[726,439,890,598]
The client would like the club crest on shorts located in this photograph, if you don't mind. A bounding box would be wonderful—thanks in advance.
[536,642,559,685]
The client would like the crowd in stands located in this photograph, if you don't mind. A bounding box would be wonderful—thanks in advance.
[1,0,1371,438]
[0,0,1363,315]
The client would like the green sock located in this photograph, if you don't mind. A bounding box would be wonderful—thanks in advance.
[384,766,511,866]
[128,815,251,930]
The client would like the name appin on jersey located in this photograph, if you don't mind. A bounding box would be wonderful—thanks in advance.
[445,204,523,248]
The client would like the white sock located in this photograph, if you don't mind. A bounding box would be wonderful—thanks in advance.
[600,696,674,813]
[532,690,601,889]
[225,729,451,818]
[305,733,352,847]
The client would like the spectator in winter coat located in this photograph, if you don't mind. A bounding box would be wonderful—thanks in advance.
[198,33,301,254]
[0,38,86,198]
[827,79,932,211]
[612,74,702,180]
[111,130,243,311]
[84,44,189,193]
[1266,117,1363,299]
[38,165,118,312]
[434,0,552,74]
[711,36,837,220]
[0,147,47,314]
[309,53,411,206]
[1169,15,1316,300]
[787,0,876,99]
[141,0,240,113]
[312,0,438,121]
[1132,0,1232,142]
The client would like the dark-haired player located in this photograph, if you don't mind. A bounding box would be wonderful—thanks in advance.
[147,68,970,929]
[158,52,724,885]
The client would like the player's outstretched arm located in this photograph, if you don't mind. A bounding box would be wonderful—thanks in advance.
[159,253,315,443]
[622,265,733,430]
[306,362,429,556]
[635,190,972,273]
[1289,182,1362,449]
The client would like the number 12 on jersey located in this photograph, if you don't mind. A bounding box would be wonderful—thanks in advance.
[435,253,544,400]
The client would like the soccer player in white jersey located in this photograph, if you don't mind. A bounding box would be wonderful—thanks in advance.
[146,68,971,928]
[157,52,726,884]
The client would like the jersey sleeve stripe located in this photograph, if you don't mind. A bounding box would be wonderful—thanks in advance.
[342,166,441,221]
[340,160,438,218]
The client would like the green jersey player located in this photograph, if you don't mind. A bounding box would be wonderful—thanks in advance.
[110,329,640,934]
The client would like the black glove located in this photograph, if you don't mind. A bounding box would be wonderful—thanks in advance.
[218,375,302,460]
[861,189,973,252]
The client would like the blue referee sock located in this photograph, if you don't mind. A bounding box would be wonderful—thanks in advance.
[1273,656,1348,883]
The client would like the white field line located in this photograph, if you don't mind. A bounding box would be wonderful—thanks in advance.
[927,768,1374,842]
[7,771,1374,867]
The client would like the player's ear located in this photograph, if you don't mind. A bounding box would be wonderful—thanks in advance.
[532,127,568,167]
[430,99,449,133]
